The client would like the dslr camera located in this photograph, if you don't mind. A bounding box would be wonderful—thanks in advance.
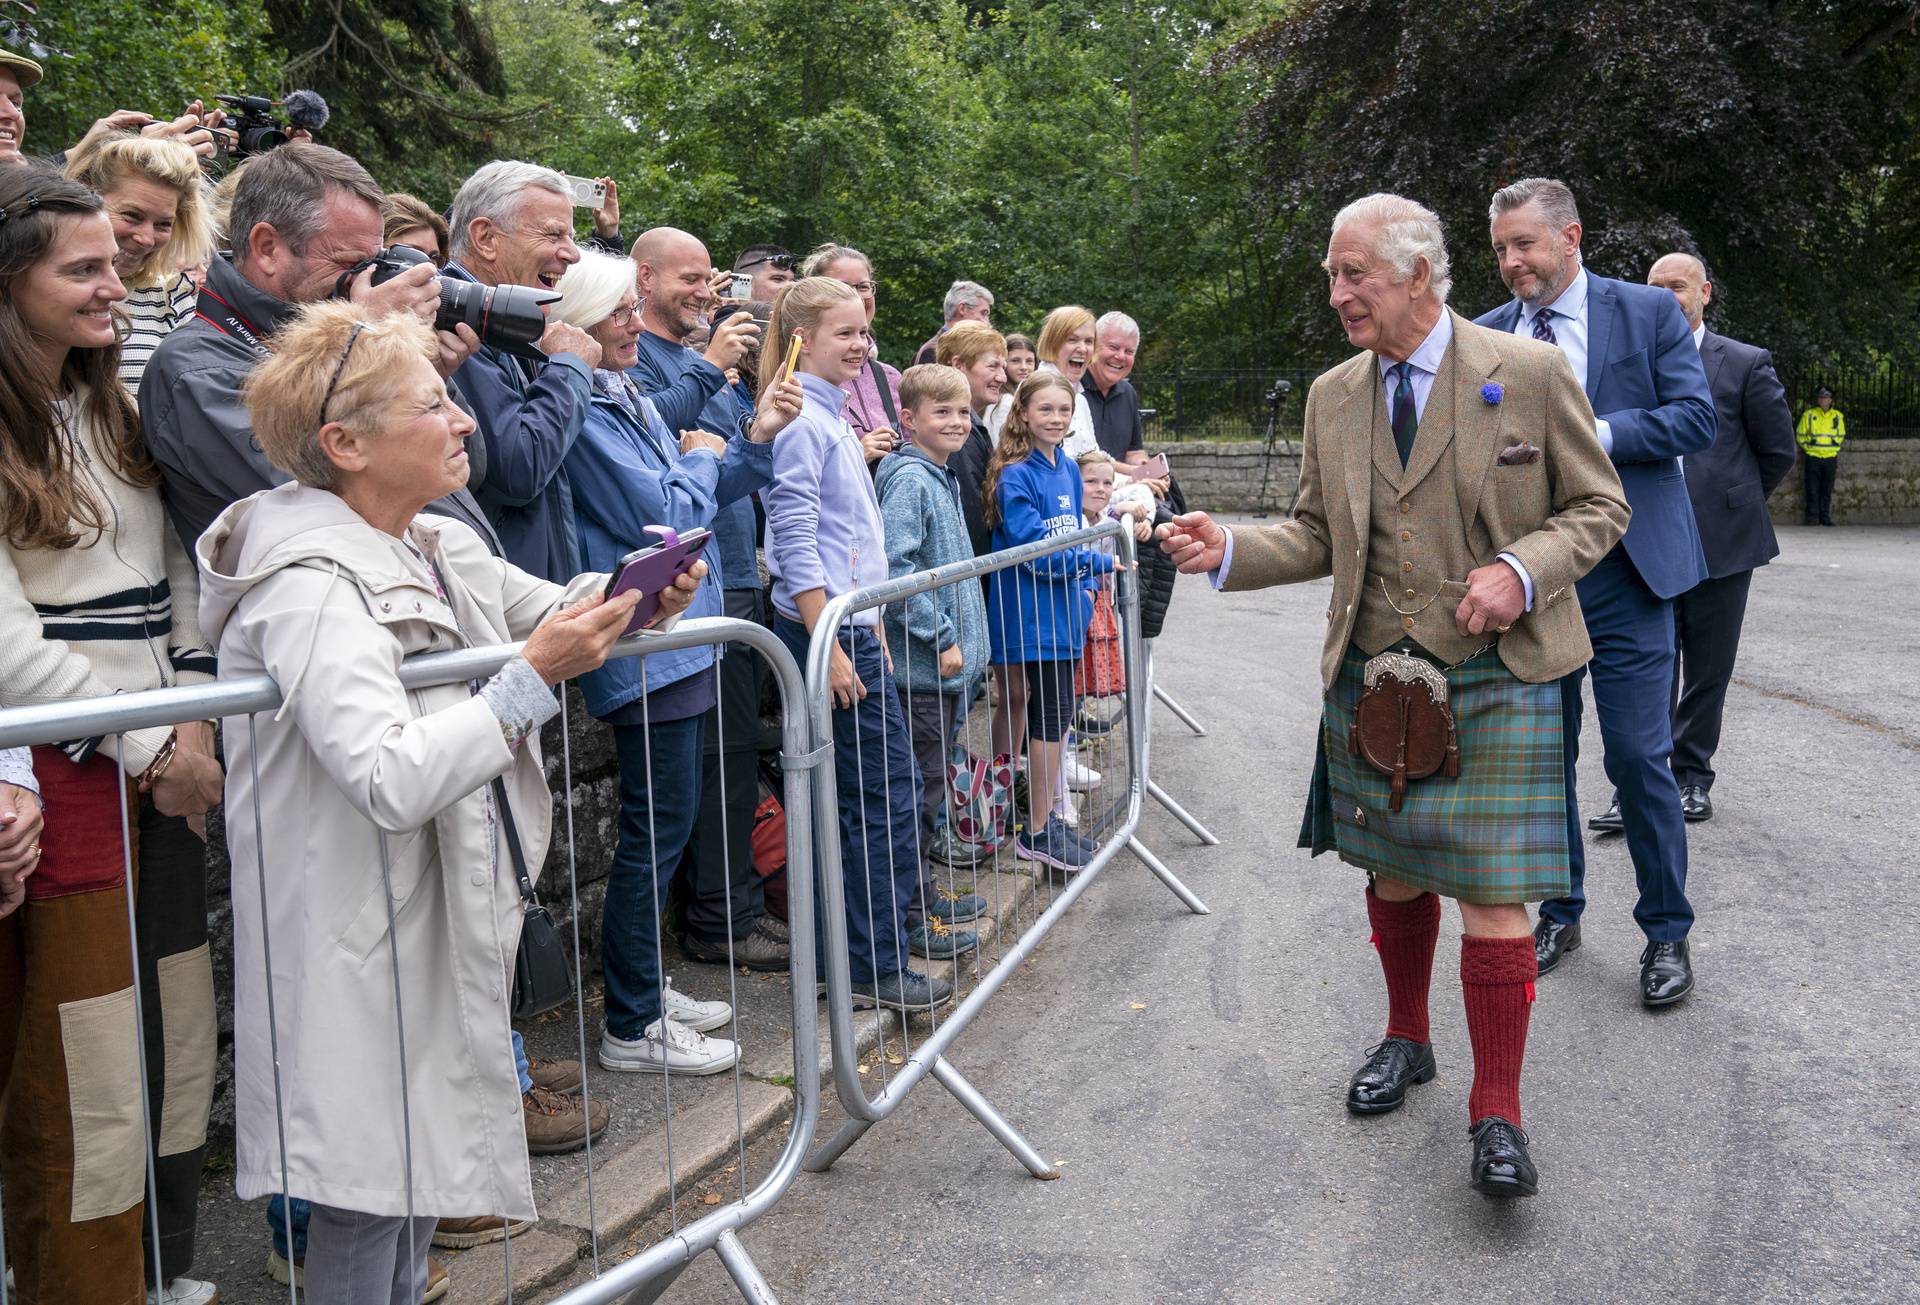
[213,90,330,160]
[333,244,559,360]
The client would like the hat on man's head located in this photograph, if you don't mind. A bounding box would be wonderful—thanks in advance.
[1815,386,1833,398]
[0,46,43,88]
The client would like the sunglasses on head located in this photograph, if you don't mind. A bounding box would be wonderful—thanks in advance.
[738,253,794,272]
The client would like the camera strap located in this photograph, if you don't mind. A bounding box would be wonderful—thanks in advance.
[194,284,270,354]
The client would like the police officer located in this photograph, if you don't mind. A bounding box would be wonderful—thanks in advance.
[1796,386,1846,525]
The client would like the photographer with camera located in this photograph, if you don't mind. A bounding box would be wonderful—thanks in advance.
[443,160,605,583]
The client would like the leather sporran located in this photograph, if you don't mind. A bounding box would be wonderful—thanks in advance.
[1348,651,1462,812]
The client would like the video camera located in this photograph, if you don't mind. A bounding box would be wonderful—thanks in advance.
[213,90,329,160]
[333,244,559,361]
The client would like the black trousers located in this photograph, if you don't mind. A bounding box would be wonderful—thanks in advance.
[680,588,768,944]
[1670,569,1753,792]
[1803,456,1838,523]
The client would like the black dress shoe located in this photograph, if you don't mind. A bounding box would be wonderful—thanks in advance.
[1345,1036,1436,1115]
[1640,939,1695,1007]
[1468,1117,1538,1198]
[1679,785,1713,822]
[1533,918,1581,975]
[1586,797,1624,833]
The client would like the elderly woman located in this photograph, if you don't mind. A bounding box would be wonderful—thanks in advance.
[552,250,800,1071]
[197,301,703,1305]
[63,130,214,391]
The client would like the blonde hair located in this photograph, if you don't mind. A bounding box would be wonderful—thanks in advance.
[245,301,437,489]
[981,371,1077,530]
[1035,306,1095,364]
[384,193,449,263]
[1076,447,1116,471]
[63,131,213,288]
[800,242,870,280]
[934,320,1007,371]
[759,276,862,393]
[553,248,638,334]
[898,363,969,411]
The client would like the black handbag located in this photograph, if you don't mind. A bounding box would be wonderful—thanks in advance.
[494,776,576,1019]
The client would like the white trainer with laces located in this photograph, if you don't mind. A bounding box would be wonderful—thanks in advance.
[661,976,731,1032]
[600,1017,740,1076]
[1063,751,1103,792]
[148,1278,219,1305]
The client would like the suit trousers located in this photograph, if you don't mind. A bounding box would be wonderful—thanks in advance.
[1670,569,1754,792]
[1542,547,1694,941]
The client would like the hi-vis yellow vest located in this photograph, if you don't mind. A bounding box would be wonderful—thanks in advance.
[1796,407,1845,458]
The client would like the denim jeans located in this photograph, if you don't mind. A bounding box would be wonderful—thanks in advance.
[601,714,705,1040]
[773,617,922,984]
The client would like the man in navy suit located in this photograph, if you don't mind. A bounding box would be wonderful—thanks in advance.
[1647,253,1797,824]
[1476,178,1715,1007]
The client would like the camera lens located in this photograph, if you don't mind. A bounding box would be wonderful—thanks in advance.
[437,280,557,355]
[236,124,288,156]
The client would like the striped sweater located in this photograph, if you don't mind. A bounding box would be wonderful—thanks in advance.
[0,389,216,772]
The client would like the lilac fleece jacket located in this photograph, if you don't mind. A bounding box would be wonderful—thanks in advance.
[764,372,890,627]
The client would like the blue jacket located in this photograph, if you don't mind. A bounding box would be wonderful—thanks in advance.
[985,446,1111,664]
[628,330,759,590]
[875,445,990,695]
[444,262,594,584]
[1477,272,1714,599]
[566,380,773,717]
[764,374,890,628]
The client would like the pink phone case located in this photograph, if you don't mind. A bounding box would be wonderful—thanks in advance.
[604,526,712,635]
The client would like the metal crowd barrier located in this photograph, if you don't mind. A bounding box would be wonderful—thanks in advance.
[799,521,1211,1182]
[0,615,823,1305]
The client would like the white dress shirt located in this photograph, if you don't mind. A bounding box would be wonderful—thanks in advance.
[1513,265,1612,455]
[1691,320,1705,351]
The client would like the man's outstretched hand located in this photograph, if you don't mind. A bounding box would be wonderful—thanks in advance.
[1156,511,1227,574]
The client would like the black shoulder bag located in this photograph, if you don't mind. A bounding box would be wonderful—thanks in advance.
[494,775,576,1019]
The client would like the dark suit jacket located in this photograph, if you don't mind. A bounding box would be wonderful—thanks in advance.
[1476,273,1715,600]
[1689,331,1798,578]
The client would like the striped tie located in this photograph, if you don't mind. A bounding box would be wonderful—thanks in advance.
[1531,308,1557,346]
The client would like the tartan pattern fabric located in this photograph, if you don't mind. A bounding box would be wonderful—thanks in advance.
[1299,644,1571,903]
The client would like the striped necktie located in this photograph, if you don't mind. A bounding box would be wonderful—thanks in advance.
[1389,362,1417,467]
[1531,308,1557,346]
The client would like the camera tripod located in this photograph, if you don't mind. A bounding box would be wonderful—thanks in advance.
[1251,378,1299,519]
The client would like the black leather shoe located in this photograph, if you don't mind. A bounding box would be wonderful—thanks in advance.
[1679,785,1713,822]
[1640,939,1694,1007]
[1533,917,1581,975]
[1586,797,1624,833]
[1468,1117,1538,1198]
[1345,1036,1436,1115]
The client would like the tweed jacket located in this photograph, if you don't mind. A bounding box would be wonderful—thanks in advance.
[1224,310,1630,688]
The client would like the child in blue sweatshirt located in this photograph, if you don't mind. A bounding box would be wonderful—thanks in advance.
[983,372,1115,870]
[877,365,993,958]
[763,277,954,1014]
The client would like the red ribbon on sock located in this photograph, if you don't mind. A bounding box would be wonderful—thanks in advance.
[1524,981,1536,1003]
[1369,930,1381,950]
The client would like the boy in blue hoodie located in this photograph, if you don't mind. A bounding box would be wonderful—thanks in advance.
[877,366,993,959]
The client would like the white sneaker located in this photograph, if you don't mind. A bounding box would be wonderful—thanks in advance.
[1063,753,1103,791]
[600,1017,740,1076]
[1056,798,1080,828]
[661,976,731,1032]
[149,1279,219,1305]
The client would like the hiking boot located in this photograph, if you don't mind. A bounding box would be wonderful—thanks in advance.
[1016,815,1093,872]
[522,1084,611,1155]
[684,927,790,972]
[753,913,791,945]
[599,1017,740,1076]
[928,825,986,868]
[661,976,732,1032]
[928,887,987,924]
[849,969,954,1012]
[907,917,979,959]
[526,1055,582,1095]
[432,1214,534,1248]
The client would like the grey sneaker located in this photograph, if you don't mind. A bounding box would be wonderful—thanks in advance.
[927,825,986,868]
[928,887,987,924]
[907,918,978,959]
[851,969,953,1012]
[753,913,791,945]
[683,928,790,972]
[1016,815,1093,871]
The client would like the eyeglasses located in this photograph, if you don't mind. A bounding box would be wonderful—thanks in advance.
[319,322,368,425]
[608,303,638,328]
[845,281,877,295]
[737,253,794,272]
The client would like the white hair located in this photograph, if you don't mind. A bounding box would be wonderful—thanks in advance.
[447,160,570,262]
[1329,193,1453,304]
[943,279,994,319]
[552,249,637,333]
[1095,311,1140,342]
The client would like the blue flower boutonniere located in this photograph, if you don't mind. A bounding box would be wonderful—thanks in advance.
[1480,382,1504,406]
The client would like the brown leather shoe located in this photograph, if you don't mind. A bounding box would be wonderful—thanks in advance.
[526,1054,583,1095]
[432,1214,534,1248]
[522,1084,610,1155]
[422,1255,449,1304]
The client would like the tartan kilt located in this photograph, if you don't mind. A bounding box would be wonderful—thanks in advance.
[1298,643,1570,904]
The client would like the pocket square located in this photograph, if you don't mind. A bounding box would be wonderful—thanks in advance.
[1497,442,1542,466]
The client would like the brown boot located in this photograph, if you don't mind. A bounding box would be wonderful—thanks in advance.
[522,1084,610,1155]
[421,1255,449,1304]
[526,1055,583,1095]
[432,1214,534,1248]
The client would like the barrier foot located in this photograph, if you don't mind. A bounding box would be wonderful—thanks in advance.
[804,1115,875,1174]
[929,1055,1060,1180]
[714,1228,781,1305]
[1129,837,1211,915]
[1146,779,1220,846]
[1153,684,1208,736]
[617,1259,689,1305]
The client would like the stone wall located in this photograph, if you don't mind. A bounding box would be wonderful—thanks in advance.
[1151,438,1920,525]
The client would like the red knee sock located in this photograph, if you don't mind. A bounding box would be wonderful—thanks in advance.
[1366,888,1441,1044]
[1460,934,1538,1128]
